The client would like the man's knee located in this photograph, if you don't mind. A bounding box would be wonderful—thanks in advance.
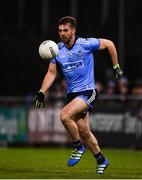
[60,109,70,124]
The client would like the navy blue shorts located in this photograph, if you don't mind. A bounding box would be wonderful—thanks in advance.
[66,89,98,112]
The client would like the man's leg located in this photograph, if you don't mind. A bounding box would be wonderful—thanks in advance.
[76,113,109,174]
[60,98,88,166]
[60,97,88,141]
[76,113,100,154]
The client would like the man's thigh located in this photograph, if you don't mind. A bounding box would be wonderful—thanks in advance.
[61,97,89,120]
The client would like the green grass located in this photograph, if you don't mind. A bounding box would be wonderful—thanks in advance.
[0,147,142,179]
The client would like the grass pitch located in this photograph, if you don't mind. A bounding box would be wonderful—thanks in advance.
[0,147,142,179]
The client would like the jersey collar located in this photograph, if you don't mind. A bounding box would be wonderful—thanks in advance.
[64,35,79,50]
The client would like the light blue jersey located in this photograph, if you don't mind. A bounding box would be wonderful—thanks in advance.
[51,37,100,93]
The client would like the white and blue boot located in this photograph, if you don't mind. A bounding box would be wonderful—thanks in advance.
[96,159,109,174]
[67,145,86,166]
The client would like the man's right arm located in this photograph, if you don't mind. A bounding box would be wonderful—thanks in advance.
[40,62,57,94]
[35,62,57,108]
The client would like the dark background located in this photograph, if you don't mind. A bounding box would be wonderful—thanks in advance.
[0,0,141,96]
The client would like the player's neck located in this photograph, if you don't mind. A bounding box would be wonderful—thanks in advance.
[65,36,76,48]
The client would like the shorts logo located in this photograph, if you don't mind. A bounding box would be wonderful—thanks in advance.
[63,60,84,72]
[87,90,96,104]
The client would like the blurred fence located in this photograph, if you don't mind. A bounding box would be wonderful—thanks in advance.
[0,95,142,148]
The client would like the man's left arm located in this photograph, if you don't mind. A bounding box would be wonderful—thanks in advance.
[99,38,123,79]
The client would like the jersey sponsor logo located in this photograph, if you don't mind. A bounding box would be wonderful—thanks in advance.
[63,60,84,72]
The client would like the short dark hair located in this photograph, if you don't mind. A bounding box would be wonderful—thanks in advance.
[58,16,76,28]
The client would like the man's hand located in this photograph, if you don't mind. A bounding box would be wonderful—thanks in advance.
[35,91,45,108]
[113,64,123,80]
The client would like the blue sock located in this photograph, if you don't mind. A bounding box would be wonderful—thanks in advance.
[73,139,83,150]
[94,152,105,164]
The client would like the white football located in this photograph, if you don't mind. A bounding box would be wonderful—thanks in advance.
[39,40,59,60]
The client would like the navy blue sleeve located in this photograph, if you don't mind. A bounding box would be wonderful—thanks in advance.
[50,57,57,64]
